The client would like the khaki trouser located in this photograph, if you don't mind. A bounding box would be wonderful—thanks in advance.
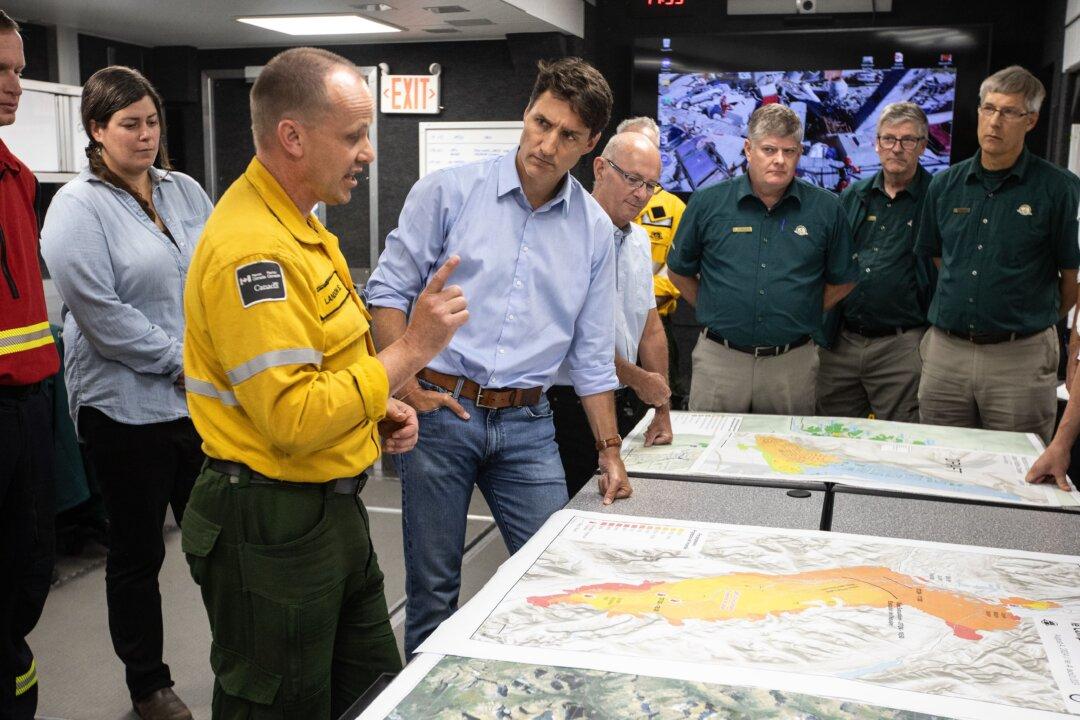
[689,332,818,414]
[917,325,1058,444]
[816,327,925,422]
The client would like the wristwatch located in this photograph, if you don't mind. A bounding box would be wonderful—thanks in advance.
[594,436,622,451]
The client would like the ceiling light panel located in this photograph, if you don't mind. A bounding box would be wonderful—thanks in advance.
[424,5,469,13]
[236,14,400,36]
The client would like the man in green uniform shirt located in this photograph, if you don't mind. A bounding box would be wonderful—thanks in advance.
[915,66,1079,443]
[668,104,857,414]
[818,102,935,422]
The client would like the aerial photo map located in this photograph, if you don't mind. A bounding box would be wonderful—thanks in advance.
[618,412,1075,508]
[375,655,955,720]
[420,510,1080,720]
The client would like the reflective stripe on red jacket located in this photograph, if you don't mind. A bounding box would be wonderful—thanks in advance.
[0,139,59,385]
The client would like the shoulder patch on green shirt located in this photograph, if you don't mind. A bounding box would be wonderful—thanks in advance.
[236,261,287,308]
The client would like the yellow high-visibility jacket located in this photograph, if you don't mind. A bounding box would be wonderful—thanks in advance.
[635,189,686,317]
[183,157,388,482]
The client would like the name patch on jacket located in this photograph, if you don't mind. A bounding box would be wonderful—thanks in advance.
[236,261,287,307]
[317,271,349,319]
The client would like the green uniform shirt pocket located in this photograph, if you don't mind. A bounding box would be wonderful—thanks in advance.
[210,642,282,706]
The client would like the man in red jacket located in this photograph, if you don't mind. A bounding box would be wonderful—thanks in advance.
[0,11,60,719]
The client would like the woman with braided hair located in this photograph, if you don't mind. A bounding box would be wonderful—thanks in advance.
[40,65,212,720]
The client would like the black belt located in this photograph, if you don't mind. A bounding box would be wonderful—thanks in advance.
[704,330,811,357]
[0,381,42,399]
[845,323,923,339]
[206,458,367,496]
[941,328,1042,345]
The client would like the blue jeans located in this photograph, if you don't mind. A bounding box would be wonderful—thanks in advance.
[395,381,568,655]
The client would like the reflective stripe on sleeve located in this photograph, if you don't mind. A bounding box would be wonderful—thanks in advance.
[225,347,323,386]
[0,322,54,356]
[186,377,239,406]
[14,658,36,696]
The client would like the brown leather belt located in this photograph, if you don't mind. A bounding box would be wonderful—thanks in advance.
[418,368,542,410]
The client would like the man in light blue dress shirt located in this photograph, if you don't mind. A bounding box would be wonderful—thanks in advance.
[365,58,632,655]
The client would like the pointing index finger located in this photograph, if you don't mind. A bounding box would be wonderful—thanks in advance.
[425,255,461,294]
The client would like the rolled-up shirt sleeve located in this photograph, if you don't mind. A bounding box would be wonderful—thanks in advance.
[566,215,618,396]
[41,192,183,380]
[365,171,459,312]
[825,201,858,285]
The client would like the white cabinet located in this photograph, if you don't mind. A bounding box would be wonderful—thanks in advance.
[0,79,83,183]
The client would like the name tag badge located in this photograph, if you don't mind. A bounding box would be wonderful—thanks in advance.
[732,226,753,233]
[866,215,877,222]
[952,207,971,214]
[317,271,349,319]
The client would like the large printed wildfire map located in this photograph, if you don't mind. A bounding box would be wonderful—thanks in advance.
[420,511,1080,719]
[619,412,1077,508]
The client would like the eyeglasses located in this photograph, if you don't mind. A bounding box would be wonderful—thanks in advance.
[977,103,1032,122]
[877,135,925,150]
[606,159,663,195]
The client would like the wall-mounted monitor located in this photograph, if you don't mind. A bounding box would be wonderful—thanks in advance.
[633,27,991,195]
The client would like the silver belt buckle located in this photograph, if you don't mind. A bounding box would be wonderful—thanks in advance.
[474,388,497,409]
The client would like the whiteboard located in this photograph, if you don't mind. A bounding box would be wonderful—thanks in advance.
[418,121,522,177]
[2,89,61,172]
[0,79,83,181]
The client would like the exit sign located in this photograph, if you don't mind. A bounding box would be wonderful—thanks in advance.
[379,63,441,115]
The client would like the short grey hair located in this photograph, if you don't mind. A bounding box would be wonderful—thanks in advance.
[876,102,928,138]
[979,65,1045,113]
[747,103,803,144]
[615,116,659,144]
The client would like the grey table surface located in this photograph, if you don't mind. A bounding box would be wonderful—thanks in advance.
[830,488,1080,555]
[567,474,827,530]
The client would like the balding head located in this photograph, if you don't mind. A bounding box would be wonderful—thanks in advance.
[250,46,366,151]
[592,131,661,228]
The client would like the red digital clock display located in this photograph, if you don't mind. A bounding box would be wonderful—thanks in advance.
[647,0,686,5]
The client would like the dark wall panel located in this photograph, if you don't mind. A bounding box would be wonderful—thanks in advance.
[78,33,147,82]
[17,21,49,81]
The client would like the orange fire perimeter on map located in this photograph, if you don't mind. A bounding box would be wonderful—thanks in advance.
[527,566,1057,640]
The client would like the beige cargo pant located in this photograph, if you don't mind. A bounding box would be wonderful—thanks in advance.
[689,332,818,414]
[917,325,1058,444]
[816,327,925,422]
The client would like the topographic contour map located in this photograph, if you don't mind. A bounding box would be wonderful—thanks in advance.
[420,510,1080,720]
[620,412,1075,507]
